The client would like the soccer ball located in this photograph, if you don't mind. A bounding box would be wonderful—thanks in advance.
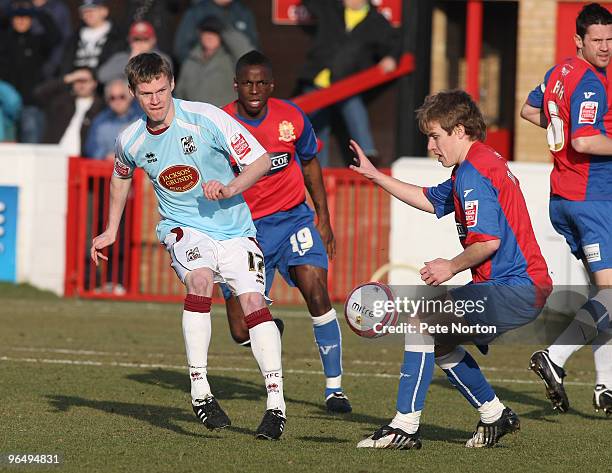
[344,282,398,338]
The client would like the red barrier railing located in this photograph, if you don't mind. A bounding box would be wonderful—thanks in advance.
[292,53,415,114]
[64,159,391,304]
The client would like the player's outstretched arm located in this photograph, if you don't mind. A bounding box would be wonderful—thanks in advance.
[420,239,500,286]
[302,156,336,259]
[520,102,547,128]
[203,153,271,200]
[348,139,435,213]
[90,175,132,265]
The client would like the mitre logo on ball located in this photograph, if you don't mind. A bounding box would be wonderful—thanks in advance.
[344,282,398,338]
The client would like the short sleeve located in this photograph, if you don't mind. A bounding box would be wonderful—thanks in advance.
[113,135,136,179]
[455,167,501,245]
[210,107,267,166]
[423,179,454,218]
[527,82,545,108]
[526,67,553,109]
[289,103,318,161]
[570,70,608,139]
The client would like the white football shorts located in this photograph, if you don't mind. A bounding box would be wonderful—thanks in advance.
[163,226,266,296]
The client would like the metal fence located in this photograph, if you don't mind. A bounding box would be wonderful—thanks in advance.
[64,159,390,304]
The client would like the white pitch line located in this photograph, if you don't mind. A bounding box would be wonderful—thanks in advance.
[5,346,596,376]
[0,355,593,386]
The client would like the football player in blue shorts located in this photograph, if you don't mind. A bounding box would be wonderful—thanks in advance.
[219,51,351,413]
[521,3,612,415]
[350,90,552,449]
[90,53,287,440]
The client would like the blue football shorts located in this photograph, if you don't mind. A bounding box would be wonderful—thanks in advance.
[549,197,612,272]
[448,282,546,344]
[221,202,328,299]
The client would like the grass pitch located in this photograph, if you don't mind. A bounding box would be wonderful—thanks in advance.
[0,284,610,472]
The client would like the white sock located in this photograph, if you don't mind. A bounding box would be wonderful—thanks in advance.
[182,309,212,402]
[548,306,599,367]
[593,329,612,387]
[478,396,505,424]
[389,410,421,434]
[250,320,286,416]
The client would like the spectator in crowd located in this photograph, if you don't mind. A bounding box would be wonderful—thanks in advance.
[34,67,105,156]
[126,0,183,57]
[97,20,172,85]
[0,0,60,143]
[31,0,73,78]
[0,80,22,142]
[175,16,252,106]
[299,0,399,166]
[59,0,125,75]
[84,79,141,160]
[173,0,258,63]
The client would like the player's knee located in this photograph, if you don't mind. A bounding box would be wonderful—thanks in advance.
[297,268,331,314]
[238,291,267,316]
[185,268,213,295]
[434,344,462,359]
[594,268,612,289]
[587,289,612,333]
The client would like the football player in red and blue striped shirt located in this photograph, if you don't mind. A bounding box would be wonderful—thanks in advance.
[521,2,612,415]
[352,89,552,449]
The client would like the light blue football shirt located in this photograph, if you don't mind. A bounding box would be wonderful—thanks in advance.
[113,98,266,242]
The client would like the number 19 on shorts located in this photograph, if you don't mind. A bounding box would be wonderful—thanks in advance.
[290,227,313,256]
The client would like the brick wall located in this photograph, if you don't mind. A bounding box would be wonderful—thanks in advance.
[513,0,557,162]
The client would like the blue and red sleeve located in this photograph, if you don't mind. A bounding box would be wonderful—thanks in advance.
[570,69,608,139]
[285,100,318,161]
[423,178,454,218]
[527,67,554,108]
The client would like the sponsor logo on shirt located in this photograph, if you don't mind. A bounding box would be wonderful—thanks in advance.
[114,159,131,177]
[464,200,479,228]
[583,243,602,263]
[267,152,291,175]
[578,101,598,124]
[158,164,200,192]
[230,133,251,160]
[278,120,296,142]
[584,91,596,99]
[180,135,197,155]
[463,188,474,198]
[145,152,157,163]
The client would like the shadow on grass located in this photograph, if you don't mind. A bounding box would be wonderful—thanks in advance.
[127,370,266,402]
[46,395,212,438]
[127,369,339,413]
[123,369,533,444]
[430,377,566,422]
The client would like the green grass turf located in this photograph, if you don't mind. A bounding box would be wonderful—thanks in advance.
[0,283,610,472]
